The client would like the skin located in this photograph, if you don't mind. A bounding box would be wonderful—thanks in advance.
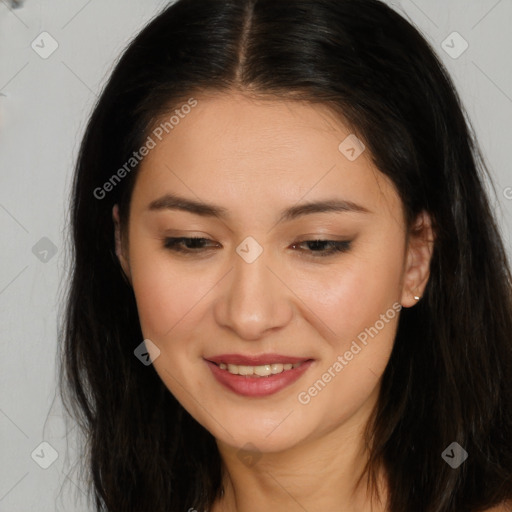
[113,91,435,511]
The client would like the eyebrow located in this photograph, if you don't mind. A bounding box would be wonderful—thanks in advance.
[147,192,372,224]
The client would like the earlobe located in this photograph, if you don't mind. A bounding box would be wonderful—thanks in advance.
[112,204,132,284]
[400,210,435,308]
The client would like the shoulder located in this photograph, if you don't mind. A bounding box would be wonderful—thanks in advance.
[482,502,512,512]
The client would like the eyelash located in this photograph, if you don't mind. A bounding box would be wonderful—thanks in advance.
[163,237,351,258]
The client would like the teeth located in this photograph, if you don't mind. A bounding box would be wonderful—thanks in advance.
[217,361,302,376]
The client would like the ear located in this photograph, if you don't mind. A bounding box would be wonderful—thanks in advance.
[112,204,132,284]
[400,210,434,308]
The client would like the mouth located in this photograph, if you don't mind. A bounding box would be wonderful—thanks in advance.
[210,360,305,377]
[204,354,314,397]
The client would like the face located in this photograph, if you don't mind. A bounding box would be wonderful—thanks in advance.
[114,92,432,454]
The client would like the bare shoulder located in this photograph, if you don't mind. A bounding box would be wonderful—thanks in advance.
[482,502,512,512]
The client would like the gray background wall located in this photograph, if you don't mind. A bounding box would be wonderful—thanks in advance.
[1,1,511,510]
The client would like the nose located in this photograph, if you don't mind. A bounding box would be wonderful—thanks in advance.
[214,245,293,341]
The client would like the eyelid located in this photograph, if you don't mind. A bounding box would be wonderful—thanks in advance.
[162,236,352,258]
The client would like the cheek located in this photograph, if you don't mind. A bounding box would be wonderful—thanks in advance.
[290,236,403,411]
[128,246,195,338]
[293,240,404,346]
[296,308,399,432]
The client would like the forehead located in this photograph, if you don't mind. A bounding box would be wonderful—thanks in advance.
[148,92,356,164]
[132,92,403,223]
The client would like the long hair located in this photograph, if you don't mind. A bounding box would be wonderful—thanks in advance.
[58,0,512,510]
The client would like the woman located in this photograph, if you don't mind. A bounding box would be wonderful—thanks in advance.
[58,0,512,510]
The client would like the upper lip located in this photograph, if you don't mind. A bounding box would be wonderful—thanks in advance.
[205,353,313,366]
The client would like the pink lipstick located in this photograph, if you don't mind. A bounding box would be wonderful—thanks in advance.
[204,353,314,397]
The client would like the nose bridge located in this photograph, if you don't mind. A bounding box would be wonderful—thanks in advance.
[216,238,291,339]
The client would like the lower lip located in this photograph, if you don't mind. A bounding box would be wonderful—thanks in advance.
[205,359,314,397]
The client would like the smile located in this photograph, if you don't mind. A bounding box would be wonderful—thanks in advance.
[204,355,314,397]
[216,361,303,377]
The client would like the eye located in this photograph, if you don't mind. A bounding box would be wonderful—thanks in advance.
[163,237,218,253]
[163,237,351,258]
[291,239,351,257]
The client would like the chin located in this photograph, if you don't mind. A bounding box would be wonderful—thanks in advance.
[205,409,316,453]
